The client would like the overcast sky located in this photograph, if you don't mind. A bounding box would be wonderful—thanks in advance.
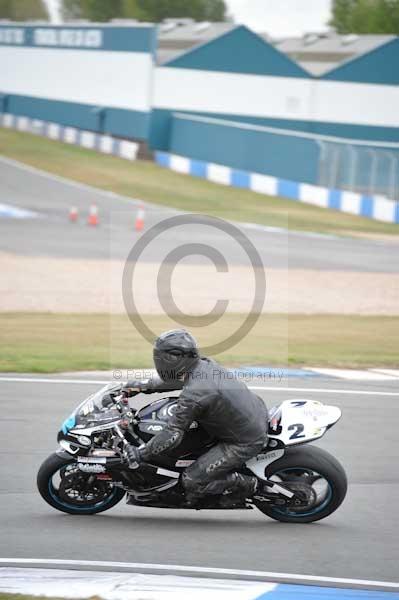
[226,0,332,36]
[44,0,333,37]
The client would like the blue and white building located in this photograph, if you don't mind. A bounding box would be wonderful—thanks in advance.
[1,21,398,221]
[0,22,156,139]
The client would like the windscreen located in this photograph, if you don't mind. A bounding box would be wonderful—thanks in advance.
[67,383,122,430]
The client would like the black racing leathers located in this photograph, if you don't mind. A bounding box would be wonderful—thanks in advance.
[127,358,268,502]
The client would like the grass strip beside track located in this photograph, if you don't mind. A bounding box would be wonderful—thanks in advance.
[1,313,398,372]
[0,129,398,237]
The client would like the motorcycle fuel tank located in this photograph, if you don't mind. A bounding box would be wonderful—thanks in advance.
[136,396,214,457]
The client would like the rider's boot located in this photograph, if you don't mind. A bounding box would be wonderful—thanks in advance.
[219,473,258,508]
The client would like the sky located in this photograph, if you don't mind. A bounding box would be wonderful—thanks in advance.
[226,0,333,36]
[44,0,333,37]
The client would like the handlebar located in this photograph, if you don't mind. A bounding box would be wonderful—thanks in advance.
[101,387,140,409]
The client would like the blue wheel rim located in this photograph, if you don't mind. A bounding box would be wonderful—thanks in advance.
[271,467,333,518]
[48,465,118,512]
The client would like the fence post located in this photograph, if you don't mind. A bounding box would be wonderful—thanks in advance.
[316,140,327,186]
[348,145,358,191]
[380,151,397,200]
[366,149,378,196]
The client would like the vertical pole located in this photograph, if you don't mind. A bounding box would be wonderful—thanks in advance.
[316,140,327,187]
[395,155,399,201]
[367,149,378,196]
[381,151,397,200]
[388,152,396,201]
[348,145,358,192]
[329,144,340,190]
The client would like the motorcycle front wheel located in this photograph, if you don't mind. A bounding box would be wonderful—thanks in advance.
[37,453,125,515]
[253,445,347,523]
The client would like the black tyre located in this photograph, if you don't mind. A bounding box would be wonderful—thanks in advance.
[253,445,347,523]
[37,453,125,515]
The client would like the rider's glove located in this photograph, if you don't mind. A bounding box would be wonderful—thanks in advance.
[125,444,142,470]
[101,385,123,408]
[123,379,151,396]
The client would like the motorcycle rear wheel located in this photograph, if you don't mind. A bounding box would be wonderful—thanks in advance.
[37,452,125,515]
[253,445,347,523]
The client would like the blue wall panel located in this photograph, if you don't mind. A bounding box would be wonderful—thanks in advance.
[149,108,399,152]
[0,24,157,54]
[169,114,320,184]
[6,94,150,139]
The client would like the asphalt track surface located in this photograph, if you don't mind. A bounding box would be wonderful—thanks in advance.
[1,156,398,272]
[1,376,398,582]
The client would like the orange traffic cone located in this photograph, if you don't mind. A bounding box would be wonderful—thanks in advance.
[88,204,99,226]
[69,206,78,222]
[135,203,145,232]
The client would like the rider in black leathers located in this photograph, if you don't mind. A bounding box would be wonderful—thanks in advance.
[124,329,268,506]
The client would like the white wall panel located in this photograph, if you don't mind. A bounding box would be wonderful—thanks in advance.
[312,80,399,127]
[154,67,314,121]
[0,46,153,111]
[154,67,399,128]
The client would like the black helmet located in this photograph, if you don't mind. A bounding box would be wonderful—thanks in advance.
[153,329,199,381]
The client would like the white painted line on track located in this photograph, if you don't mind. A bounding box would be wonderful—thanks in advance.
[0,202,37,219]
[0,155,174,213]
[371,368,399,378]
[0,559,398,591]
[251,386,399,396]
[0,155,114,196]
[308,368,399,381]
[241,221,339,241]
[0,376,398,396]
[0,377,108,385]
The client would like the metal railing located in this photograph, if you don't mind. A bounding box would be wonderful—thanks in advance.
[317,139,399,201]
[172,113,399,201]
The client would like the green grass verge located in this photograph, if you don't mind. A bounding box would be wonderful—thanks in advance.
[1,313,398,372]
[0,128,398,236]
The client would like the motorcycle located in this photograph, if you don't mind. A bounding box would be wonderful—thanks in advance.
[37,383,347,523]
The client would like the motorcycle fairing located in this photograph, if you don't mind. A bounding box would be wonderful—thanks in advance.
[246,448,285,479]
[269,399,341,446]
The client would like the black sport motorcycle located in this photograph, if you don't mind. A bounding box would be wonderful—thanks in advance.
[37,383,347,522]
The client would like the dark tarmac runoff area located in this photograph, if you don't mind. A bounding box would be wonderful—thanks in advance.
[0,375,398,582]
[0,156,398,272]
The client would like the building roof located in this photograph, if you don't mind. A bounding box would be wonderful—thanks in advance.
[157,21,395,76]
[5,17,395,78]
[274,33,395,57]
[164,25,309,78]
[158,19,234,42]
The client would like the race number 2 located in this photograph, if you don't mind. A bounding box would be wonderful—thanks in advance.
[288,423,306,439]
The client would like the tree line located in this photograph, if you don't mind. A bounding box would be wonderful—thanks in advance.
[330,0,399,34]
[0,0,227,23]
[61,0,227,23]
[0,0,48,20]
[1,0,399,34]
